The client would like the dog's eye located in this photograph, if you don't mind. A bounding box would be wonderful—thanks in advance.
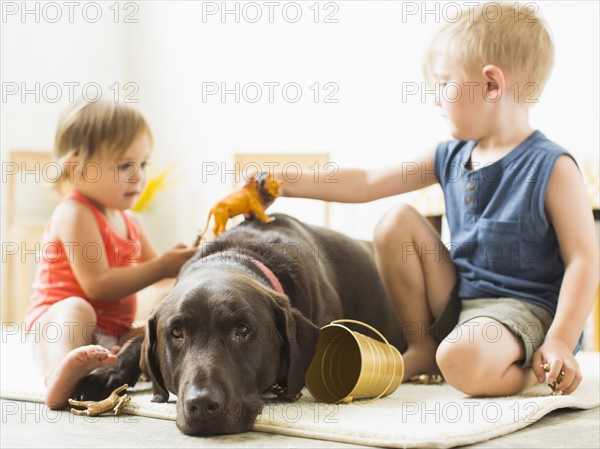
[235,324,250,338]
[170,326,183,339]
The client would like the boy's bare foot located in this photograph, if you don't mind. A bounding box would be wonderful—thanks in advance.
[44,345,117,409]
[401,345,440,382]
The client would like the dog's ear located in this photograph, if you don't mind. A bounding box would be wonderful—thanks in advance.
[140,311,169,402]
[270,293,319,398]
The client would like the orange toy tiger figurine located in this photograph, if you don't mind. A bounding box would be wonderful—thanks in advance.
[192,172,283,247]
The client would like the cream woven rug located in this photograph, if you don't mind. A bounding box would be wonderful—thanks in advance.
[1,335,598,449]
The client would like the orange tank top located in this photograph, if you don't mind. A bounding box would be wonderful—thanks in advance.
[24,190,142,337]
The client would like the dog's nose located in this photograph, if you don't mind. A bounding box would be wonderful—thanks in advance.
[185,386,223,417]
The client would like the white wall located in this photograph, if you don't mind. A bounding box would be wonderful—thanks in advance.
[1,2,131,227]
[2,1,599,252]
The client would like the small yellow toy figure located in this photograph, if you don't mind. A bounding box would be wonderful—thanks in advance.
[193,172,282,247]
[68,384,131,416]
[409,374,445,385]
[541,364,565,396]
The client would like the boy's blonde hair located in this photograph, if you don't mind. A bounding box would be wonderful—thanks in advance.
[423,2,554,101]
[54,99,152,193]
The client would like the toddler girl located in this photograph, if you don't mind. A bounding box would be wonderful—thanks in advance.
[24,99,196,409]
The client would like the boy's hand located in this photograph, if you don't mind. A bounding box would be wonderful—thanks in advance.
[159,243,197,278]
[532,337,582,394]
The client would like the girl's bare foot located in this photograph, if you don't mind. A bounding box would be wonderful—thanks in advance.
[44,345,117,409]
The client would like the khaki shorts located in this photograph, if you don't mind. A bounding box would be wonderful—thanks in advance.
[429,288,554,368]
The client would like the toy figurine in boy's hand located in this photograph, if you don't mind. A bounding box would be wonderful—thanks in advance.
[192,172,282,247]
[541,363,565,396]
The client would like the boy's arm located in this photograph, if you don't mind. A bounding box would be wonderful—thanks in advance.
[277,149,438,203]
[57,202,195,302]
[532,155,599,393]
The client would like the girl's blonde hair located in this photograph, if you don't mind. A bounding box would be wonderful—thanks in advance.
[54,99,153,193]
[423,2,554,101]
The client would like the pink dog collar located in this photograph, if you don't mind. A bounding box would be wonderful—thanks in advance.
[200,251,285,295]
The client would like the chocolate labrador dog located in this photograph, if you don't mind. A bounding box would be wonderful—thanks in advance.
[74,214,406,435]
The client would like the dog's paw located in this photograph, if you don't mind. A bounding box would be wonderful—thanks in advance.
[72,366,137,401]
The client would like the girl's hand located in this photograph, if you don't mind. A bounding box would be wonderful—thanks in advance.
[532,337,582,394]
[159,243,197,278]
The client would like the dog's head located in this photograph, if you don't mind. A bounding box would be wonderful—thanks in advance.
[140,264,318,435]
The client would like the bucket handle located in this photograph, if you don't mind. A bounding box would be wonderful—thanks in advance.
[329,319,399,404]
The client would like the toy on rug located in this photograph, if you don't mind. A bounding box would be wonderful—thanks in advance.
[192,172,283,247]
[409,374,445,385]
[270,382,302,401]
[541,363,565,395]
[68,384,131,416]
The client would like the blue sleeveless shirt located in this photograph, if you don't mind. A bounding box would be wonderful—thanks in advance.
[435,130,574,315]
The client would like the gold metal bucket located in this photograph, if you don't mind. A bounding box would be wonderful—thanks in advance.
[305,319,404,403]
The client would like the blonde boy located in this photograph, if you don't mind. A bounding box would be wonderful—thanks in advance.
[261,2,599,396]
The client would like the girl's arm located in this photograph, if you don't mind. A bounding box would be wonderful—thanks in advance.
[276,149,438,203]
[56,201,195,302]
[128,213,159,262]
[532,155,599,393]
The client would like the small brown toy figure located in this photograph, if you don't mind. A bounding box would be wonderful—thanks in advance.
[541,363,565,395]
[409,374,445,385]
[193,172,282,247]
[68,384,131,416]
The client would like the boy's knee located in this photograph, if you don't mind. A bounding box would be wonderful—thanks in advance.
[436,336,495,395]
[374,203,419,248]
[436,337,471,377]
